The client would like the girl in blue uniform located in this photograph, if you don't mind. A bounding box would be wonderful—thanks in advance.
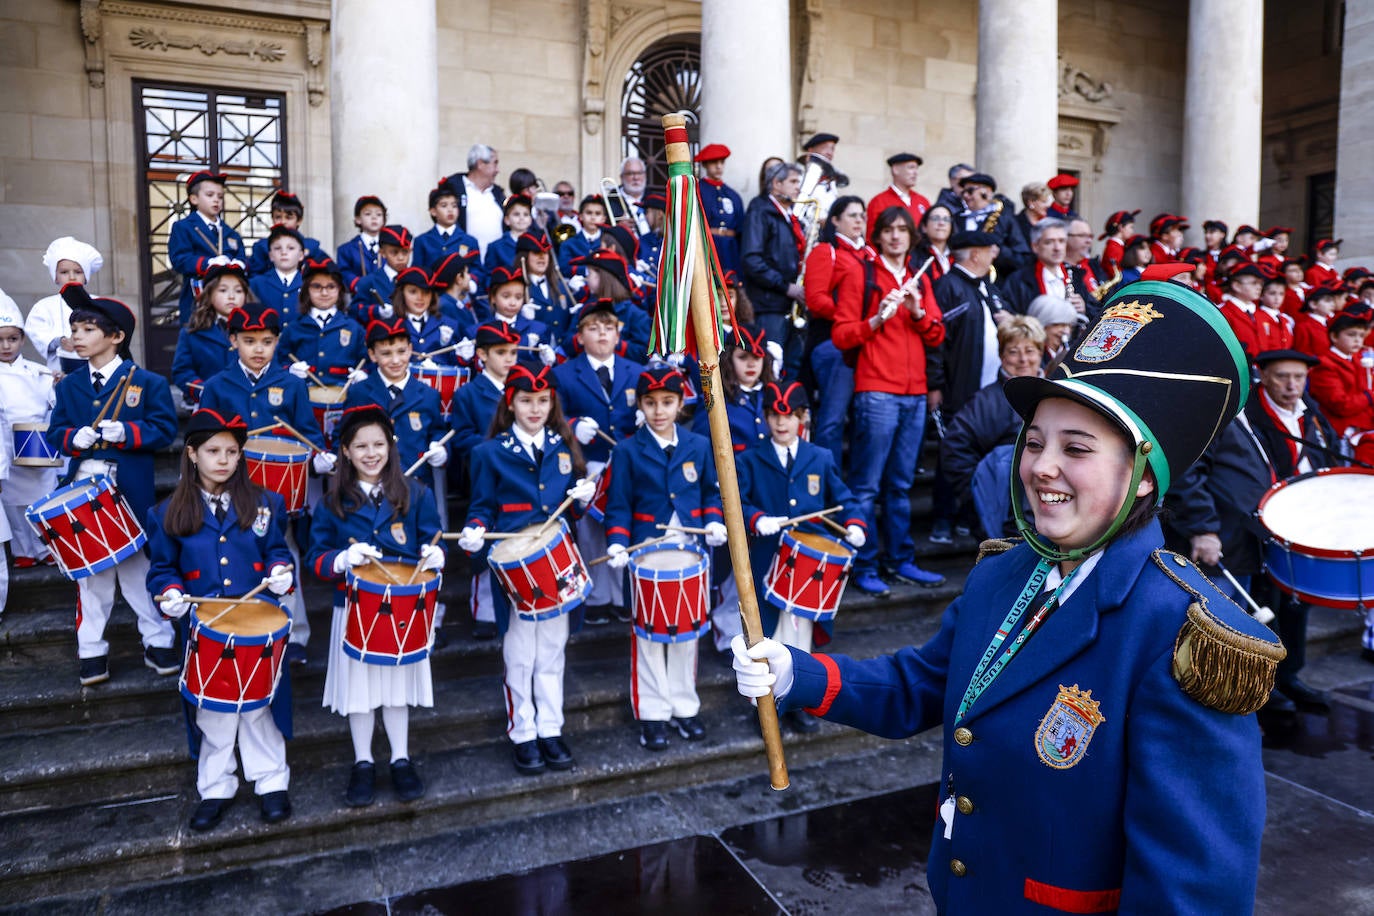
[172,258,247,405]
[308,405,445,807]
[458,367,595,775]
[280,258,368,387]
[734,265,1285,914]
[391,266,464,366]
[691,323,775,453]
[433,249,486,334]
[147,409,296,832]
[517,231,576,342]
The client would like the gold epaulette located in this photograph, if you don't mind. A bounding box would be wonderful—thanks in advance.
[1153,550,1286,715]
[975,537,1021,565]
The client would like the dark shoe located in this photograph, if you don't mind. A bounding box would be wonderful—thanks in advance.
[954,524,972,538]
[670,715,706,741]
[189,797,232,832]
[788,709,820,733]
[1361,648,1374,665]
[537,736,575,770]
[639,721,670,751]
[259,790,292,824]
[928,519,953,545]
[583,604,614,626]
[852,572,890,598]
[79,655,110,686]
[891,560,946,588]
[513,740,546,775]
[1278,678,1331,712]
[344,761,376,807]
[390,758,425,802]
[613,604,632,623]
[431,627,449,650]
[472,620,498,641]
[144,645,181,676]
[284,643,308,666]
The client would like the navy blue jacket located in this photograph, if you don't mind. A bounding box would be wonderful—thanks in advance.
[336,234,382,294]
[603,425,723,548]
[168,212,246,323]
[691,385,768,453]
[278,310,367,382]
[450,373,504,459]
[699,179,745,275]
[248,271,303,320]
[558,299,651,365]
[307,479,443,595]
[482,233,519,275]
[351,269,396,325]
[526,275,575,343]
[552,354,644,464]
[556,230,601,277]
[398,312,465,364]
[344,373,448,486]
[413,225,480,277]
[248,236,330,279]
[199,363,326,450]
[740,195,801,316]
[171,323,235,403]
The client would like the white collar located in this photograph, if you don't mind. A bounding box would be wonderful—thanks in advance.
[358,480,381,498]
[1261,387,1306,422]
[773,440,797,465]
[1045,551,1104,605]
[381,373,407,391]
[408,311,428,324]
[1223,295,1255,314]
[201,489,230,509]
[311,307,337,322]
[1330,346,1353,361]
[955,263,986,282]
[239,360,264,382]
[276,269,299,286]
[384,264,398,280]
[648,426,679,450]
[483,369,507,389]
[889,184,913,202]
[90,356,122,383]
[838,235,865,251]
[361,232,379,244]
[588,353,615,373]
[513,425,547,453]
[437,225,455,237]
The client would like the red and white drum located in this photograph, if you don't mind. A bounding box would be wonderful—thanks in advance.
[13,422,63,467]
[1258,466,1374,609]
[764,529,856,622]
[24,475,147,580]
[488,519,592,621]
[344,559,440,665]
[244,436,311,516]
[629,541,711,643]
[181,598,292,713]
[410,364,469,419]
[308,385,347,446]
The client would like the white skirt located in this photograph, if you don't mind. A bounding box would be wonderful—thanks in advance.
[321,601,434,715]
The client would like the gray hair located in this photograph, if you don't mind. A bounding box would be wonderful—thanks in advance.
[953,246,978,265]
[467,144,496,169]
[1026,294,1080,328]
[948,163,974,180]
[1030,217,1068,245]
[765,161,804,190]
[619,156,645,174]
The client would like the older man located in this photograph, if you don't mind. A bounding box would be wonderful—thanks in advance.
[934,162,974,213]
[866,152,930,238]
[999,217,1097,320]
[742,161,806,378]
[1066,217,1111,299]
[613,157,649,234]
[442,144,506,257]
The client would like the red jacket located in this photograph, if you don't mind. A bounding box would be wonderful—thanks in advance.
[1255,307,1294,352]
[1150,241,1177,265]
[1217,297,1260,360]
[832,256,945,395]
[1309,348,1374,435]
[1305,263,1340,287]
[1281,286,1307,318]
[866,186,931,239]
[1293,313,1329,359]
[1101,237,1125,274]
[803,239,871,322]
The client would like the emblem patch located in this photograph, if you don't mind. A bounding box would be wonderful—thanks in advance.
[722,198,735,215]
[558,451,572,475]
[390,522,407,545]
[124,385,142,408]
[253,506,271,537]
[459,244,470,256]
[268,386,284,407]
[625,389,635,407]
[682,460,697,482]
[1073,300,1164,364]
[807,473,820,495]
[1035,684,1105,769]
[440,325,454,345]
[409,411,422,431]
[339,329,352,346]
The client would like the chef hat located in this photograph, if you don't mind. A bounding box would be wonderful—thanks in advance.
[0,288,21,331]
[42,237,104,284]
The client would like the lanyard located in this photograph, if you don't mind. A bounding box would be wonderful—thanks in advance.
[955,558,1078,722]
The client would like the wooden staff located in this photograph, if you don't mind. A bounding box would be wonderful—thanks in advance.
[270,416,321,453]
[404,429,455,477]
[656,523,710,536]
[406,531,444,585]
[337,358,368,399]
[662,112,788,789]
[777,505,844,530]
[286,353,329,389]
[203,580,272,627]
[588,533,675,567]
[348,537,401,584]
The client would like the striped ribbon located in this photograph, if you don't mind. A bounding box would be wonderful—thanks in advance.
[651,159,736,358]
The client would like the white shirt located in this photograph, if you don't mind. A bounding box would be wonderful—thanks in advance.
[276,270,299,287]
[647,426,679,451]
[1261,389,1313,474]
[464,177,505,256]
[1222,294,1255,315]
[772,440,798,468]
[513,425,547,462]
[201,489,231,514]
[588,354,615,375]
[0,357,55,423]
[24,293,77,370]
[310,308,337,325]
[1045,551,1104,606]
[482,370,506,391]
[383,264,398,281]
[89,355,123,389]
[239,361,263,384]
[1040,263,1067,299]
[878,255,910,288]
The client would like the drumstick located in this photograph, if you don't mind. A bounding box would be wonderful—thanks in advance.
[348,537,402,584]
[106,372,136,425]
[417,342,461,359]
[596,429,619,447]
[818,515,850,537]
[203,579,272,627]
[656,523,710,535]
[90,371,131,429]
[1216,562,1276,625]
[516,345,543,351]
[588,533,674,567]
[287,353,329,389]
[156,594,253,605]
[270,416,322,453]
[777,505,844,530]
[247,424,280,437]
[534,461,607,537]
[406,531,444,585]
[403,429,455,477]
[336,358,368,399]
[438,530,532,541]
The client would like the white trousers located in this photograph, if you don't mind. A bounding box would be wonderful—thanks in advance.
[632,636,700,721]
[471,570,496,624]
[4,503,48,560]
[577,514,624,607]
[773,609,814,654]
[75,552,173,658]
[196,706,289,799]
[283,528,310,645]
[502,611,570,743]
[710,574,744,652]
[0,548,8,617]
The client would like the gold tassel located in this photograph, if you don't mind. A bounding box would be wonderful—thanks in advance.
[1173,602,1286,715]
[976,537,1021,565]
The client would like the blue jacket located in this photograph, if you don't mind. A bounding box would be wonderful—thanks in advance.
[247,236,330,279]
[47,362,178,524]
[248,271,303,320]
[199,363,326,450]
[526,275,575,343]
[551,354,644,464]
[556,229,601,277]
[450,373,504,459]
[307,478,443,594]
[351,269,396,325]
[398,312,464,364]
[439,293,489,331]
[603,425,723,548]
[559,298,651,365]
[413,225,480,277]
[278,310,367,382]
[691,385,769,453]
[168,212,246,323]
[146,491,293,599]
[482,233,519,275]
[171,323,235,403]
[699,179,745,274]
[336,234,382,294]
[780,523,1271,915]
[344,373,447,486]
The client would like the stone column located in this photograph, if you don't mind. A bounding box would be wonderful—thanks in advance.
[1181,0,1263,240]
[1334,0,1374,263]
[330,0,438,237]
[700,0,792,194]
[976,0,1058,192]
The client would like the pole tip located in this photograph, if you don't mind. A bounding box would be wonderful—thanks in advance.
[661,111,688,129]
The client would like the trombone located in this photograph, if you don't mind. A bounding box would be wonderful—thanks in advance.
[790,197,821,330]
[601,177,650,236]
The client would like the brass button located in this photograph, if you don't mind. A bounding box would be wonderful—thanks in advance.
[954,727,973,746]
[670,493,676,499]
[950,859,967,877]
[789,498,797,506]
[220,557,229,566]
[223,578,232,586]
[539,484,545,490]
[956,796,974,815]
[219,536,227,544]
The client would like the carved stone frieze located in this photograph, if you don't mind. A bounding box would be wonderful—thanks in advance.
[128,26,287,61]
[1059,56,1113,104]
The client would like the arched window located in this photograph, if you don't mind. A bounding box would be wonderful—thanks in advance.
[621,36,700,187]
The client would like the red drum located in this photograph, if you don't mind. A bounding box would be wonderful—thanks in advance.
[628,542,711,643]
[25,475,147,581]
[410,364,469,419]
[764,529,856,622]
[309,386,347,446]
[488,519,592,620]
[1258,467,1374,609]
[180,598,291,713]
[244,436,311,516]
[344,559,440,665]
[585,466,612,523]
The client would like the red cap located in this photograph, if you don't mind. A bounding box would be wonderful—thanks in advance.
[695,143,731,163]
[1047,174,1079,190]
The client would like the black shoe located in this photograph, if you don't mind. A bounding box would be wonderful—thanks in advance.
[1361,648,1374,665]
[537,736,575,770]
[390,758,425,802]
[639,721,670,751]
[788,710,821,733]
[189,797,232,832]
[513,740,546,775]
[79,655,110,686]
[284,643,308,666]
[1278,678,1331,712]
[670,716,706,741]
[144,645,181,676]
[259,790,292,824]
[472,620,498,641]
[344,761,375,807]
[583,604,614,626]
[431,627,449,650]
[613,605,632,623]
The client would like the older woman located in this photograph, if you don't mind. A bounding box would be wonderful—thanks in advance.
[1013,181,1053,253]
[1025,294,1082,370]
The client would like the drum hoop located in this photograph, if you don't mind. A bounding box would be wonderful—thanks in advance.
[490,520,568,563]
[786,529,854,560]
[13,421,50,432]
[244,436,312,460]
[628,541,709,579]
[191,600,291,641]
[308,386,348,404]
[33,476,108,515]
[347,558,438,593]
[1257,466,1374,559]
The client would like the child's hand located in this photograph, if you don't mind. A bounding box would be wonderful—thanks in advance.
[72,426,99,450]
[845,525,866,548]
[312,452,337,474]
[455,338,476,361]
[289,361,312,380]
[568,477,596,504]
[705,521,728,547]
[573,418,599,444]
[606,544,629,569]
[755,516,786,537]
[98,420,126,444]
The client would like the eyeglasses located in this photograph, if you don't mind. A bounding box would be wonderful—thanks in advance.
[557,191,575,198]
[926,215,952,224]
[308,283,339,292]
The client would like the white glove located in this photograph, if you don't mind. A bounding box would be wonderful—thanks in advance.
[457,526,486,553]
[732,634,795,702]
[527,333,542,347]
[568,477,596,504]
[567,275,587,292]
[755,516,786,537]
[845,525,866,548]
[97,420,126,444]
[289,360,311,379]
[1253,237,1277,252]
[574,417,599,445]
[606,543,630,569]
[420,357,440,369]
[72,426,100,450]
[312,451,337,474]
[419,543,445,572]
[347,367,369,384]
[538,344,557,367]
[634,408,646,428]
[765,341,783,364]
[666,352,687,368]
[376,303,395,319]
[424,441,448,467]
[266,565,294,596]
[160,589,192,619]
[521,301,538,321]
[455,338,476,361]
[468,278,479,294]
[334,541,383,573]
[665,527,693,546]
[705,521,728,547]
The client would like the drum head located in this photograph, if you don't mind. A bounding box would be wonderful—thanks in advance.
[201,599,289,636]
[1260,470,1374,553]
[245,436,310,458]
[355,560,436,587]
[792,530,851,556]
[489,522,563,563]
[35,478,100,512]
[633,547,701,570]
[309,386,347,405]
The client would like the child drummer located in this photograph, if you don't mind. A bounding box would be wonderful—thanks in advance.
[146,409,296,832]
[280,258,368,388]
[0,292,58,568]
[603,367,727,750]
[45,284,179,686]
[457,366,596,774]
[308,405,444,807]
[736,381,866,732]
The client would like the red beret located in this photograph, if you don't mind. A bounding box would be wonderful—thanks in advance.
[1047,174,1079,190]
[695,143,731,163]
